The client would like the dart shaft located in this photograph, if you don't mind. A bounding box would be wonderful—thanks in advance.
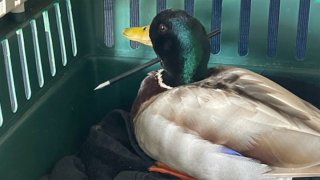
[94,29,220,90]
[94,57,160,90]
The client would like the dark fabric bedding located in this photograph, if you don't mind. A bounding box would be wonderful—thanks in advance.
[41,109,177,180]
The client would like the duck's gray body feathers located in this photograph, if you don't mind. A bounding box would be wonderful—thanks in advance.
[132,66,320,179]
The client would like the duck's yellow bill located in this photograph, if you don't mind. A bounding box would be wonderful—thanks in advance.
[122,26,153,46]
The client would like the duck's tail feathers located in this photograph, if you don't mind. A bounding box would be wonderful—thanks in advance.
[266,165,320,179]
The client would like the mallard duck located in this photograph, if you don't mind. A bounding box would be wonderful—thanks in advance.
[125,9,320,179]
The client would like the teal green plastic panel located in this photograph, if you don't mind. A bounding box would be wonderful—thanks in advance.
[0,59,98,180]
[305,1,320,63]
[0,0,80,131]
[0,0,90,178]
[92,0,320,72]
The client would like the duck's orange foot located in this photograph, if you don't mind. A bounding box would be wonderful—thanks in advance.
[149,161,196,180]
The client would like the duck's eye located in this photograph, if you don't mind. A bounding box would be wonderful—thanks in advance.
[159,24,168,32]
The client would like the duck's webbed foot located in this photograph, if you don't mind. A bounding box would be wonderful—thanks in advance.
[149,161,196,180]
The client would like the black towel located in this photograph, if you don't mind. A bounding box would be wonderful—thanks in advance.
[42,109,177,180]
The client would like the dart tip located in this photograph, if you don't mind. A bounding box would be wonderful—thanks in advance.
[94,81,110,91]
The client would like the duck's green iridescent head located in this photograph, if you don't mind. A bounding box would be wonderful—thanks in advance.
[149,9,210,86]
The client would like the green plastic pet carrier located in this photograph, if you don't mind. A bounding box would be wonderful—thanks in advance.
[0,0,319,179]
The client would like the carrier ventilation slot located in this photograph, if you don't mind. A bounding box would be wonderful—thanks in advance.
[30,19,44,88]
[130,0,139,49]
[2,39,18,113]
[66,0,77,56]
[54,3,68,66]
[184,0,194,16]
[0,0,77,122]
[296,0,310,60]
[104,0,114,47]
[16,29,32,100]
[157,0,166,13]
[43,10,56,76]
[238,0,251,56]
[0,103,3,127]
[267,0,280,58]
[211,0,222,54]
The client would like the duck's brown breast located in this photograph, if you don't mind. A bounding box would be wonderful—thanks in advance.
[131,70,168,118]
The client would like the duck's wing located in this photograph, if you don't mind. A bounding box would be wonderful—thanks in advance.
[194,67,320,168]
[201,66,320,132]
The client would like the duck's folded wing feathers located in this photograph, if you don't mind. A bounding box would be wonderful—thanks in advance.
[203,67,320,132]
[148,85,320,168]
